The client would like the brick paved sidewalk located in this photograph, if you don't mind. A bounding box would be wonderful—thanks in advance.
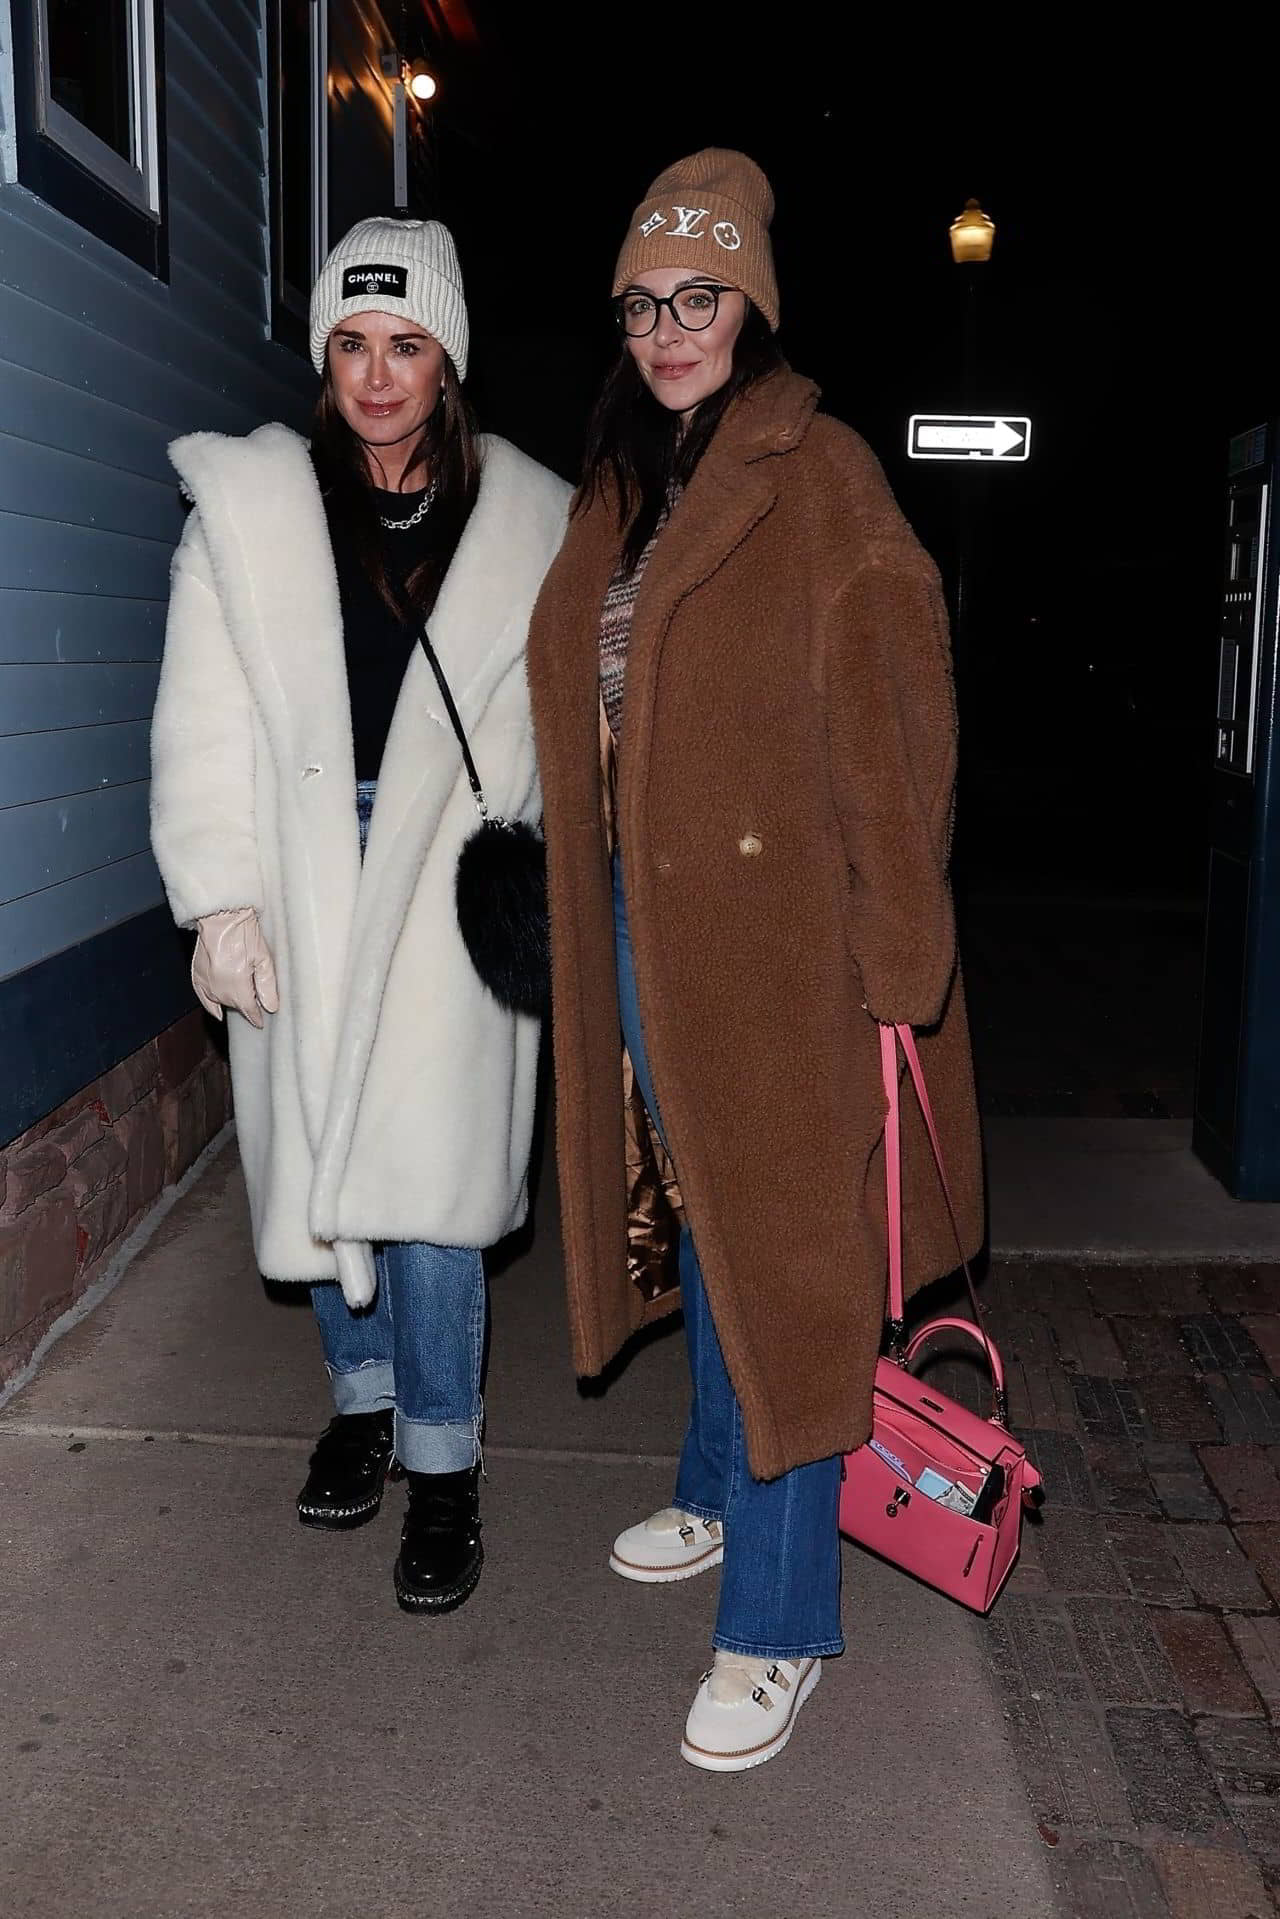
[933,1259,1280,1917]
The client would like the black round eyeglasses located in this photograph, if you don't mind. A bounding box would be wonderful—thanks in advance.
[614,284,737,337]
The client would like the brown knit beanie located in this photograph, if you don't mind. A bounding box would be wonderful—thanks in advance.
[612,148,779,332]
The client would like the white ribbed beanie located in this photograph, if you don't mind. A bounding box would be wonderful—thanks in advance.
[308,217,469,379]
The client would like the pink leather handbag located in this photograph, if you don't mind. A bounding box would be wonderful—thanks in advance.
[838,1025,1042,1613]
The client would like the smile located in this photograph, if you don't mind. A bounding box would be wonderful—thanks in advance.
[651,363,699,380]
[358,399,405,416]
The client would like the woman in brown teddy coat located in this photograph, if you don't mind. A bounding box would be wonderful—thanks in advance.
[527,149,983,1772]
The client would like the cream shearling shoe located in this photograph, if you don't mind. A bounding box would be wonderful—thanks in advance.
[681,1652,822,1772]
[608,1507,724,1583]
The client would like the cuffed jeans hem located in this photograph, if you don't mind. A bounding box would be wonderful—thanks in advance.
[673,1494,724,1526]
[395,1413,481,1474]
[712,1634,846,1660]
[327,1359,395,1415]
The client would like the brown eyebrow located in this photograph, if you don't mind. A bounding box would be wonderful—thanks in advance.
[622,278,725,295]
[333,326,432,341]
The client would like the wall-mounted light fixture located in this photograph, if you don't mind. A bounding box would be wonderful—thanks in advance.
[407,58,437,102]
[381,51,439,213]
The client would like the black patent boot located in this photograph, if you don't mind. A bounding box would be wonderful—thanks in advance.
[393,1465,483,1614]
[297,1410,399,1530]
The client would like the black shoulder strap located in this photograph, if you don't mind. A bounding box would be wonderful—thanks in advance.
[383,566,489,820]
[415,627,488,819]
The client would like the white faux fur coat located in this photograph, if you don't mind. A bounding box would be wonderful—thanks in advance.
[150,424,570,1305]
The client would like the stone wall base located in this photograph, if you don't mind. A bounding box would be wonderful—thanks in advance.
[0,1013,230,1388]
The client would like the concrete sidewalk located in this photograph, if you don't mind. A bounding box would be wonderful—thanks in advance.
[987,1119,1280,1262]
[0,1142,1060,1919]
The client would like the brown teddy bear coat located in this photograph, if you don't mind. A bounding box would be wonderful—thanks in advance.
[527,367,984,1481]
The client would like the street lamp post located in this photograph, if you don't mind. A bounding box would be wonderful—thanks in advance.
[947,199,996,700]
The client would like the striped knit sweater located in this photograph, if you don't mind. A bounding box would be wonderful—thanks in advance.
[598,495,679,739]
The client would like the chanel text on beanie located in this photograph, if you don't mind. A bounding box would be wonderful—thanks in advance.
[309,217,469,379]
[612,148,779,333]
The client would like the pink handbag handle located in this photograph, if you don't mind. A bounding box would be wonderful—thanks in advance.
[881,1023,1005,1424]
[902,1316,1004,1397]
[901,1314,1041,1506]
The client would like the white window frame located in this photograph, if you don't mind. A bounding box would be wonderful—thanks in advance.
[308,0,328,289]
[268,0,328,333]
[32,0,161,219]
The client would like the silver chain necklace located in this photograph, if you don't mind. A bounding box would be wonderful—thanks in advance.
[380,478,438,531]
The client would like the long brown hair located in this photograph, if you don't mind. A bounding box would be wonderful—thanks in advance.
[579,302,784,575]
[310,353,482,621]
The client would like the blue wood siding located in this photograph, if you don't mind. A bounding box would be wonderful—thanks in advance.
[0,723,151,808]
[0,0,395,1001]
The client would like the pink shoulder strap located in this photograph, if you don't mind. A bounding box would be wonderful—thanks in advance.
[880,1022,988,1352]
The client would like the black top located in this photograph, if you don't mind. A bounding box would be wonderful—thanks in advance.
[325,484,452,782]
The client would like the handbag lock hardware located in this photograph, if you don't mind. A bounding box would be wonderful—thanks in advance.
[885,1486,911,1519]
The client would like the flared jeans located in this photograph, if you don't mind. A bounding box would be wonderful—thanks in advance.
[612,855,844,1660]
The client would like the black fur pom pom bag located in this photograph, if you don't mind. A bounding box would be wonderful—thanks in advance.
[415,627,549,1018]
[454,815,548,1016]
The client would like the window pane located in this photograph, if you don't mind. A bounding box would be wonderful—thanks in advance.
[279,0,313,293]
[46,0,134,166]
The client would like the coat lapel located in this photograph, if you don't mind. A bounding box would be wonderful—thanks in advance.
[618,375,820,841]
[415,436,544,726]
[169,423,360,1149]
[528,369,822,855]
[356,436,557,893]
[528,492,630,834]
[169,424,355,805]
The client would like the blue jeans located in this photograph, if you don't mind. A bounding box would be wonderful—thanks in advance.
[612,856,844,1660]
[310,1240,485,1472]
[309,780,486,1474]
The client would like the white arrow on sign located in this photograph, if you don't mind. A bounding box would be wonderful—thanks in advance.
[907,414,1032,462]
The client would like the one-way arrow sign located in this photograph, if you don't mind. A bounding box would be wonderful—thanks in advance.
[907,414,1032,462]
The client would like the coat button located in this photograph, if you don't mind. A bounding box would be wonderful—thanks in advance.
[738,833,763,856]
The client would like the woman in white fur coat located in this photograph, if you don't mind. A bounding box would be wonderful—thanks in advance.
[150,218,569,1615]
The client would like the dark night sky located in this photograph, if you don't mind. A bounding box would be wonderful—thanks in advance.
[420,14,1265,896]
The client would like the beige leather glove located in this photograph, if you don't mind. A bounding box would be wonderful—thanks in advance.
[192,908,280,1029]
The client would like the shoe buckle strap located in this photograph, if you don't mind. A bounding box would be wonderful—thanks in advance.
[765,1663,792,1692]
[750,1686,776,1711]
